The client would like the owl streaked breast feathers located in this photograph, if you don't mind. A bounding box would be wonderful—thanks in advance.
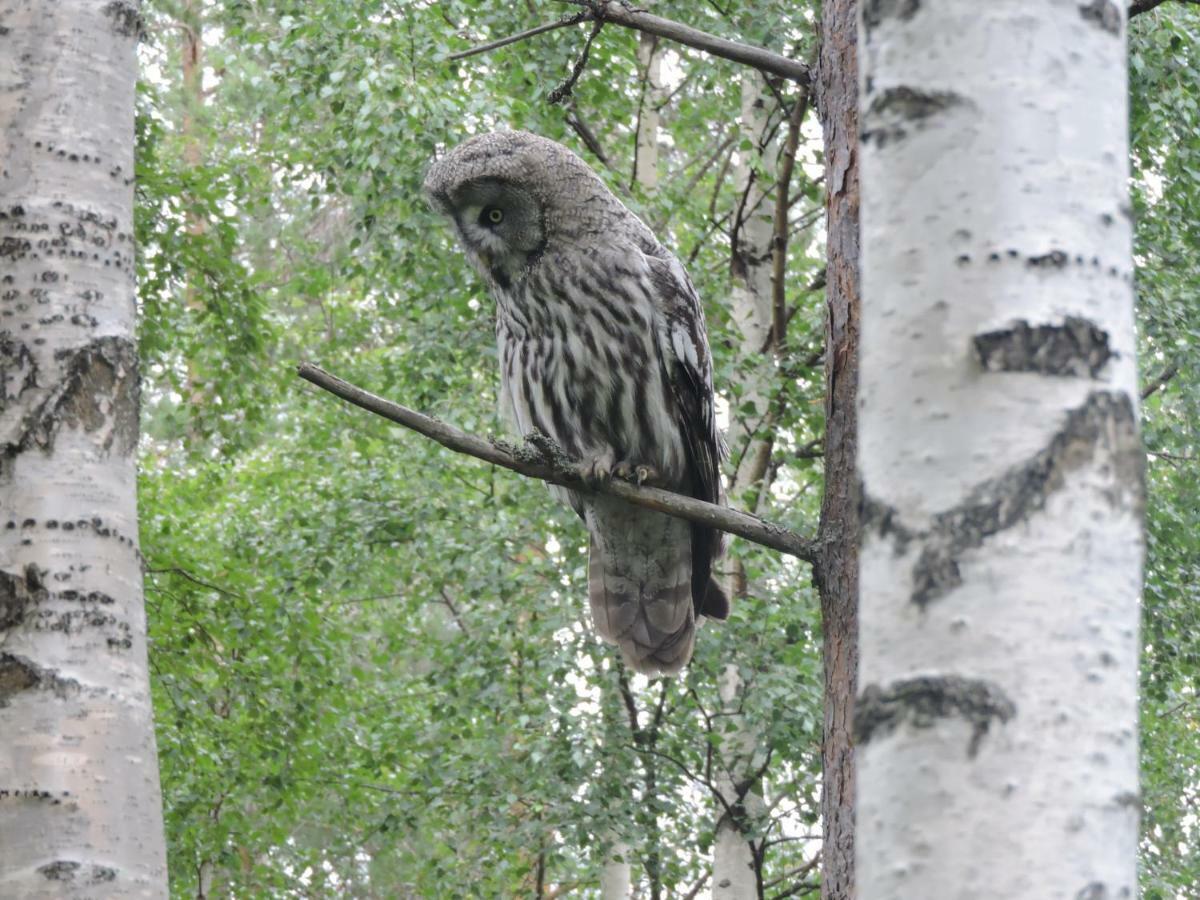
[424,130,728,675]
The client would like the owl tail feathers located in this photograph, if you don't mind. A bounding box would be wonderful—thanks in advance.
[588,534,695,676]
[700,576,730,621]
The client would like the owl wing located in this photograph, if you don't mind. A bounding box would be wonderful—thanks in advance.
[642,247,729,620]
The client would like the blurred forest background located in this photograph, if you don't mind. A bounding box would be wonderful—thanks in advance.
[133,1,1198,896]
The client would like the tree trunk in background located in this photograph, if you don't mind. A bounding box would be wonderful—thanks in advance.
[632,27,664,194]
[855,2,1142,897]
[0,2,169,897]
[599,670,634,900]
[814,0,860,897]
[712,69,779,900]
[180,0,210,421]
[711,664,766,899]
[597,42,668,895]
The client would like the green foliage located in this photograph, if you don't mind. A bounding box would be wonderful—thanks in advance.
[1130,7,1200,896]
[135,0,1199,896]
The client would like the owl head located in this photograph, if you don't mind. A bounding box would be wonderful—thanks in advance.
[423,131,622,289]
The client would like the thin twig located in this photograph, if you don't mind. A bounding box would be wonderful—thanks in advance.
[447,13,589,61]
[147,565,241,598]
[548,15,605,104]
[565,101,611,167]
[766,85,812,354]
[1141,362,1179,399]
[298,363,819,562]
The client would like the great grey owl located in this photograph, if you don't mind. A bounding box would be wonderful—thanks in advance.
[424,131,728,675]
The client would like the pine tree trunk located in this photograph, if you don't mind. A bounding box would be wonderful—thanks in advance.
[815,0,861,895]
[0,2,168,897]
[855,2,1142,897]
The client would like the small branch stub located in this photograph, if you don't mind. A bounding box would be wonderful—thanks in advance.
[297,363,819,562]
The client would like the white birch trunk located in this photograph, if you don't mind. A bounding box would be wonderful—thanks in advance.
[711,72,779,900]
[599,840,632,900]
[855,2,1142,898]
[711,664,766,900]
[0,2,169,897]
[632,27,664,195]
[727,71,779,507]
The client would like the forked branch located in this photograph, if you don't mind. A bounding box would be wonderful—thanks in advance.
[447,1,810,85]
[297,363,819,563]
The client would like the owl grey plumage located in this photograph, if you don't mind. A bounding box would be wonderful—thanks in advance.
[424,131,728,675]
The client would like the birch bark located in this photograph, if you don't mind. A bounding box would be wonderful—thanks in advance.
[855,2,1142,897]
[0,1,168,897]
[711,69,780,900]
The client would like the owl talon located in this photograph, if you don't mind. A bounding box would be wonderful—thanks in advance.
[578,450,617,486]
[634,464,660,486]
[614,460,659,486]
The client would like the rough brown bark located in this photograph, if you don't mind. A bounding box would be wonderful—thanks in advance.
[815,0,860,897]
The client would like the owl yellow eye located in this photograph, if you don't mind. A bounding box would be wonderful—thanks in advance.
[484,207,504,225]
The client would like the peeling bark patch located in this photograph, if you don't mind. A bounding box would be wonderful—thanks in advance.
[0,653,80,707]
[973,317,1113,378]
[20,337,139,458]
[863,0,921,33]
[855,675,1015,757]
[911,392,1143,606]
[102,1,144,39]
[862,87,970,147]
[38,860,117,884]
[1079,0,1122,34]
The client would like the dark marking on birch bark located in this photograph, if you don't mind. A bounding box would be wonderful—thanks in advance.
[911,391,1143,605]
[973,317,1113,378]
[1074,882,1130,900]
[1027,249,1070,268]
[0,653,81,707]
[0,567,37,630]
[38,860,117,884]
[19,336,139,458]
[2,565,53,625]
[1079,0,1122,34]
[102,1,145,39]
[855,675,1015,757]
[859,485,917,554]
[863,0,921,34]
[862,87,970,147]
[1112,790,1140,808]
[0,332,38,407]
[0,788,70,803]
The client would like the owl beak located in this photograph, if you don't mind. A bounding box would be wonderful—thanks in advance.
[477,248,493,271]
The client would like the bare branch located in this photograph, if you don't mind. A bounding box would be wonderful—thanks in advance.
[448,2,809,84]
[298,363,820,562]
[566,1,811,85]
